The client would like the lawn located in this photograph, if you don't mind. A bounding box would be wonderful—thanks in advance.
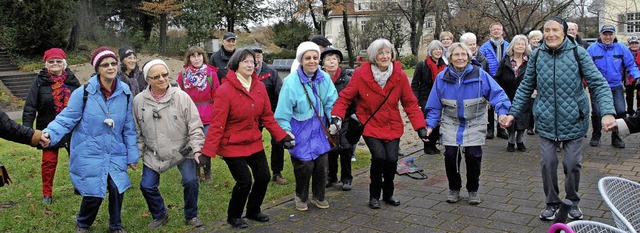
[0,128,370,232]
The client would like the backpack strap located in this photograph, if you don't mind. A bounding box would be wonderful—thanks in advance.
[573,47,584,80]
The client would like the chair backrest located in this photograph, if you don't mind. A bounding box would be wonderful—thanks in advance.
[598,176,640,233]
[567,220,627,233]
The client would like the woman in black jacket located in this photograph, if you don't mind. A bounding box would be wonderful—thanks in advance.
[411,40,446,154]
[495,35,532,152]
[22,48,80,204]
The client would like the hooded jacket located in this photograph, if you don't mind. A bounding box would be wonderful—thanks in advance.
[510,36,615,141]
[133,86,204,173]
[587,38,640,89]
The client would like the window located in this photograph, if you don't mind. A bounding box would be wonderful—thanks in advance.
[426,18,434,29]
[360,20,368,31]
[627,13,640,33]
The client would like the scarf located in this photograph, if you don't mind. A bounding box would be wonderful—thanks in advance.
[426,57,445,82]
[509,55,529,76]
[330,68,342,83]
[236,73,252,91]
[183,65,208,92]
[491,38,505,59]
[372,63,393,88]
[120,66,140,94]
[50,71,71,114]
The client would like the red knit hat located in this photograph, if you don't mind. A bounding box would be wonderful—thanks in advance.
[91,46,118,72]
[43,48,66,61]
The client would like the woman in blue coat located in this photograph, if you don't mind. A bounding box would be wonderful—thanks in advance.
[42,47,139,233]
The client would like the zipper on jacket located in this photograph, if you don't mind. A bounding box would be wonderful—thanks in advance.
[552,50,559,141]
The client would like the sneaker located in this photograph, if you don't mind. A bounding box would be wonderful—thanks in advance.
[294,196,308,211]
[185,217,204,227]
[468,192,481,205]
[227,217,249,229]
[567,205,584,220]
[310,198,329,209]
[589,136,600,147]
[272,173,289,185]
[526,129,535,135]
[41,196,52,204]
[351,156,356,162]
[148,213,169,229]
[342,181,353,191]
[74,225,89,233]
[246,212,269,222]
[539,204,559,221]
[446,190,460,203]
[368,198,381,209]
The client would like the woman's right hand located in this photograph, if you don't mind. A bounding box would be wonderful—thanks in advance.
[40,132,50,148]
[281,131,296,149]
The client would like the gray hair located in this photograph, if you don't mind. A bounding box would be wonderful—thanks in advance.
[446,42,473,62]
[505,35,532,56]
[366,38,395,66]
[528,30,542,40]
[426,40,445,57]
[543,20,565,33]
[459,32,477,45]
[44,59,68,70]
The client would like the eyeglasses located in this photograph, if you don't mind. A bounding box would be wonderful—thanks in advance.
[303,56,319,61]
[47,60,64,64]
[241,60,255,66]
[99,62,118,68]
[148,73,169,80]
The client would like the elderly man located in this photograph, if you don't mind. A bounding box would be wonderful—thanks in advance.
[625,36,640,116]
[586,25,640,148]
[479,22,509,139]
[209,32,237,82]
[502,17,615,221]
[567,22,589,48]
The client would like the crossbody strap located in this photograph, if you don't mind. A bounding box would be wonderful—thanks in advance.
[299,77,327,127]
[361,85,395,126]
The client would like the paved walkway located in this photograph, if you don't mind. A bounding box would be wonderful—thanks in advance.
[192,132,640,233]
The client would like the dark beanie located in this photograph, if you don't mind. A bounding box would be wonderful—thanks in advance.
[118,46,136,62]
[547,16,568,36]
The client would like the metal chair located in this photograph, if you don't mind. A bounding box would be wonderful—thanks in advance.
[567,221,627,233]
[598,176,640,233]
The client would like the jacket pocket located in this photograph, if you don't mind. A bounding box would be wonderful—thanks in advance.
[440,99,458,124]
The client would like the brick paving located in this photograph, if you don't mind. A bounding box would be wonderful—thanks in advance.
[192,131,640,232]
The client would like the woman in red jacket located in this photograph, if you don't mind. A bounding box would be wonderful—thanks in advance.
[332,38,428,209]
[201,49,293,229]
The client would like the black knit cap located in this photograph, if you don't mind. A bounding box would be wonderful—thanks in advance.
[547,16,568,36]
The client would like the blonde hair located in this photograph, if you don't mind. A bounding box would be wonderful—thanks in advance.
[505,35,532,56]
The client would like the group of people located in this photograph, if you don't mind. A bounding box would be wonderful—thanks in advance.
[3,15,640,232]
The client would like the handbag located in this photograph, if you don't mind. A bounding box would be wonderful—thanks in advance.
[396,157,428,179]
[345,85,396,144]
[299,78,338,148]
[0,162,12,187]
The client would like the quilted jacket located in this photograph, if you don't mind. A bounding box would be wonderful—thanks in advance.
[509,36,615,141]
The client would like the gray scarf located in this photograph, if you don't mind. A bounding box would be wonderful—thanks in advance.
[371,63,393,88]
[491,38,504,59]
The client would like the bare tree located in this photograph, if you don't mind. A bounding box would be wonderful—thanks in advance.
[395,0,433,55]
[489,0,574,38]
[363,15,410,56]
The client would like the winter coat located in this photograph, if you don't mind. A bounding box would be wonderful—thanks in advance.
[1,109,41,147]
[479,40,510,76]
[411,56,445,112]
[177,64,220,125]
[257,62,282,112]
[275,68,338,161]
[209,47,235,82]
[117,67,146,97]
[425,64,511,146]
[474,51,491,74]
[43,75,138,197]
[133,86,204,173]
[203,70,287,158]
[329,68,356,150]
[22,68,80,148]
[495,55,530,130]
[616,114,640,137]
[587,38,640,89]
[509,36,615,141]
[331,61,426,142]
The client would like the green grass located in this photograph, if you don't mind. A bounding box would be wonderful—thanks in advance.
[404,68,415,77]
[13,51,90,73]
[0,128,370,232]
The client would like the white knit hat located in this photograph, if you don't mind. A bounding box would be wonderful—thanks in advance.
[142,59,170,79]
[295,41,321,63]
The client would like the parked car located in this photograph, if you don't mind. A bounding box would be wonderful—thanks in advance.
[270,59,294,71]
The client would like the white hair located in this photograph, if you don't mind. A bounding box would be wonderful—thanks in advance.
[505,35,532,56]
[366,38,395,66]
[44,59,67,70]
[459,32,477,45]
[446,43,473,62]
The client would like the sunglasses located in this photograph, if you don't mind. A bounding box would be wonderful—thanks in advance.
[99,62,118,68]
[148,73,170,80]
[47,60,64,64]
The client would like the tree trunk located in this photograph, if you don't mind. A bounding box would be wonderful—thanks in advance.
[342,6,354,67]
[159,14,167,54]
[142,14,153,43]
[67,21,80,51]
[309,3,321,32]
[434,0,442,39]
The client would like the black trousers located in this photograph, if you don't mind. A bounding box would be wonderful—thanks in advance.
[444,146,482,192]
[363,137,399,200]
[270,137,285,175]
[291,153,328,202]
[328,147,353,183]
[223,150,271,219]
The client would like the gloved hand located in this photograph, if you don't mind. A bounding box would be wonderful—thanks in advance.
[417,128,429,140]
[281,131,296,149]
[329,116,342,135]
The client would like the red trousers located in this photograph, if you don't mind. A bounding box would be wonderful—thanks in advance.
[41,148,63,197]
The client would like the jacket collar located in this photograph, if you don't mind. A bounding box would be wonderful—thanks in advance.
[540,35,577,54]
[142,85,178,103]
[442,64,477,83]
[596,37,619,50]
[357,61,402,95]
[225,69,259,93]
[296,67,326,84]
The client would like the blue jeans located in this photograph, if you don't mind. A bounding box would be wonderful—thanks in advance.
[140,159,199,220]
[76,175,123,231]
[591,86,626,137]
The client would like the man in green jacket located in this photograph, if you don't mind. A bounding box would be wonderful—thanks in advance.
[501,17,616,222]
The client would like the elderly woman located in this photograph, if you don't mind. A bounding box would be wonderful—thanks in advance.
[425,43,511,205]
[22,48,80,204]
[321,48,355,191]
[117,46,146,96]
[275,42,338,211]
[459,32,490,73]
[528,30,543,50]
[202,49,293,229]
[177,46,220,182]
[332,38,428,209]
[41,46,139,233]
[495,35,532,152]
[134,59,205,229]
[411,40,446,155]
[440,31,454,64]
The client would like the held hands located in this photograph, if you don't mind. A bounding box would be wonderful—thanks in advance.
[128,163,137,170]
[40,132,51,148]
[281,131,296,149]
[499,115,515,128]
[193,152,201,164]
[602,114,617,132]
[417,128,430,142]
[329,116,342,135]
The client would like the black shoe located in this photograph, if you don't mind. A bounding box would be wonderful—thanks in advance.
[368,198,381,209]
[342,181,352,191]
[486,131,494,139]
[507,143,515,152]
[517,142,527,152]
[611,134,625,148]
[590,135,600,147]
[497,130,509,139]
[227,218,249,229]
[526,129,535,135]
[383,197,401,206]
[326,179,337,188]
[424,147,435,155]
[432,146,441,154]
[246,212,269,222]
